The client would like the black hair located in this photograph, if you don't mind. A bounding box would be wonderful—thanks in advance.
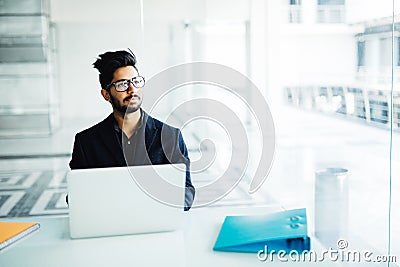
[92,50,138,89]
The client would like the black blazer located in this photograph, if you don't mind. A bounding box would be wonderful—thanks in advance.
[69,111,195,210]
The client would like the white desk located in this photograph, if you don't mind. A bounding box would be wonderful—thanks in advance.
[0,206,342,267]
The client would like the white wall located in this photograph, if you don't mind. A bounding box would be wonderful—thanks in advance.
[346,0,394,24]
[50,0,252,120]
[273,0,394,88]
[51,0,143,120]
[140,0,250,77]
[279,27,357,86]
[251,0,358,102]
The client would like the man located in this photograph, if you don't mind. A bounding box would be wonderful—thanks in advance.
[69,50,195,210]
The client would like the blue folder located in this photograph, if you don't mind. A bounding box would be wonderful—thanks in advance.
[213,208,310,253]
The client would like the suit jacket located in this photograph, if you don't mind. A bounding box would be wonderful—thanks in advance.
[69,111,195,210]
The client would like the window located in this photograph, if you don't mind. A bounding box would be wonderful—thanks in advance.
[398,37,400,66]
[317,0,345,23]
[318,0,345,5]
[288,0,302,23]
[290,0,302,5]
[357,40,365,67]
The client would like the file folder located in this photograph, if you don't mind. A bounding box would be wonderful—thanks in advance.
[0,222,40,250]
[213,208,310,253]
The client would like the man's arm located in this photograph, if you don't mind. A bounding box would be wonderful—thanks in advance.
[69,134,88,170]
[177,130,195,211]
[67,134,88,205]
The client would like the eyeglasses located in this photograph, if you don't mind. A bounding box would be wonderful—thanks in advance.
[106,76,145,92]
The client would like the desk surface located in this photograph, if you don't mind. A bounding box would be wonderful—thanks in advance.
[0,205,343,267]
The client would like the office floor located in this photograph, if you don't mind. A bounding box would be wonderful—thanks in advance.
[0,160,68,217]
[0,158,270,218]
[0,106,399,258]
[264,106,400,257]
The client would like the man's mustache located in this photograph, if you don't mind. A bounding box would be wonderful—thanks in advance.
[124,95,140,101]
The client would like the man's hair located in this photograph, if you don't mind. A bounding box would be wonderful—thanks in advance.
[92,50,138,89]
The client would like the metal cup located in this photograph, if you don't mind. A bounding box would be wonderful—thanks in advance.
[314,168,349,247]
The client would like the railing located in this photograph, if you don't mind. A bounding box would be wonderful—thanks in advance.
[285,85,400,129]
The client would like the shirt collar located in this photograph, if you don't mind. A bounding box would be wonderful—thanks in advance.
[113,108,145,134]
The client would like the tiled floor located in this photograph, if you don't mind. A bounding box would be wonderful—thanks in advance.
[0,157,272,218]
[0,158,69,218]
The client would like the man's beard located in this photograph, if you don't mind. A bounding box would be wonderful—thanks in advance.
[110,94,142,114]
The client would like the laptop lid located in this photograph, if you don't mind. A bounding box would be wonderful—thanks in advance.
[67,164,186,239]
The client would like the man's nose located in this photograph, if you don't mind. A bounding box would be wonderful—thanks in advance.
[127,82,135,94]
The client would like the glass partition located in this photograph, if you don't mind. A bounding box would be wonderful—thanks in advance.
[0,0,58,137]
[141,0,398,263]
[391,0,400,261]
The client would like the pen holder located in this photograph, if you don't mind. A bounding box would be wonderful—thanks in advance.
[314,168,349,248]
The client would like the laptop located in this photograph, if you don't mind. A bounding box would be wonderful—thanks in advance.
[67,164,186,239]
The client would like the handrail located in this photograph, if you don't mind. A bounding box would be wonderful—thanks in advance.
[285,85,400,129]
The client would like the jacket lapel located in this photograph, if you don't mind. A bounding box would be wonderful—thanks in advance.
[99,113,126,165]
[144,112,158,153]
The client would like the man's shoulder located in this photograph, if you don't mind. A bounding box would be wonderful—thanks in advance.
[75,114,113,139]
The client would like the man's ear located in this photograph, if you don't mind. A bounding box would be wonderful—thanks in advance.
[101,89,111,102]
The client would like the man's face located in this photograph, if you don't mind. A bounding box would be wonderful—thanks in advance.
[108,66,143,114]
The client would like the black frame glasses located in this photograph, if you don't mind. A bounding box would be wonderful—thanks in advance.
[106,76,145,92]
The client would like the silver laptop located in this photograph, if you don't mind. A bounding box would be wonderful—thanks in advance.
[67,164,186,239]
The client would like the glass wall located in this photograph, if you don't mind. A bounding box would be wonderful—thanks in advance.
[141,0,399,262]
[391,0,400,261]
[0,0,59,137]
